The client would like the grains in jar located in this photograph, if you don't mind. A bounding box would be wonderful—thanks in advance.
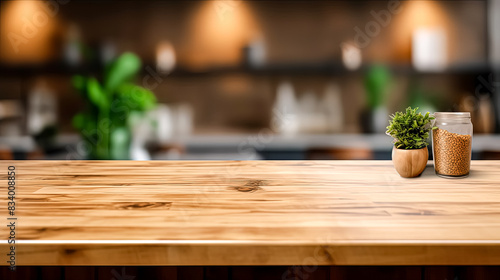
[432,112,473,178]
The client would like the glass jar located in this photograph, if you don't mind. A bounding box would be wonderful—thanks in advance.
[432,112,473,178]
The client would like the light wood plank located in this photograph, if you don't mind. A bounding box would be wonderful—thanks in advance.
[1,160,500,265]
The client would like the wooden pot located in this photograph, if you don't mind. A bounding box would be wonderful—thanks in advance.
[391,146,428,178]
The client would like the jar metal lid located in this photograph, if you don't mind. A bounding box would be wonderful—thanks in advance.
[434,112,471,118]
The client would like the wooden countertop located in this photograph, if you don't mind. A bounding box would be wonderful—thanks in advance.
[2,160,500,266]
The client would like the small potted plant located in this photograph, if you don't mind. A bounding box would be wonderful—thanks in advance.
[386,107,434,178]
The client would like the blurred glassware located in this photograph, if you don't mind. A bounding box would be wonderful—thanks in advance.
[456,93,493,134]
[475,94,495,134]
[432,112,473,178]
[370,106,389,134]
[340,42,362,71]
[271,81,299,135]
[27,79,57,135]
[244,35,267,68]
[129,102,193,160]
[63,23,83,67]
[129,110,155,161]
[27,79,58,149]
[412,27,447,72]
[174,103,194,137]
[298,91,326,133]
[156,41,176,74]
[154,104,174,144]
[322,83,344,133]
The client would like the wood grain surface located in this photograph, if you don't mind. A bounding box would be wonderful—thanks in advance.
[1,160,500,266]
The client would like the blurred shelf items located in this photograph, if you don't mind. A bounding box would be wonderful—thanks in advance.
[1,0,500,160]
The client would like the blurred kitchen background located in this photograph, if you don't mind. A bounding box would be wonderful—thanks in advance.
[1,0,500,160]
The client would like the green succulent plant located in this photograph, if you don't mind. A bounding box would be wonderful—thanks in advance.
[72,52,157,159]
[386,107,435,150]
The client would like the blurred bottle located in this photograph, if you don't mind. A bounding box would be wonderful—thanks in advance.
[457,94,495,134]
[298,91,325,133]
[154,104,174,144]
[243,35,266,68]
[322,83,344,133]
[63,24,83,67]
[27,80,58,148]
[174,103,194,137]
[129,115,152,161]
[475,95,495,134]
[271,81,298,135]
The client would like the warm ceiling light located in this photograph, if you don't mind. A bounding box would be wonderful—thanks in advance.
[390,0,452,62]
[404,1,449,28]
[0,0,60,64]
[184,1,260,69]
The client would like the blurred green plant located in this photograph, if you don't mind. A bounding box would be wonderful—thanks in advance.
[407,80,440,114]
[365,65,391,109]
[386,107,435,150]
[72,52,157,159]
